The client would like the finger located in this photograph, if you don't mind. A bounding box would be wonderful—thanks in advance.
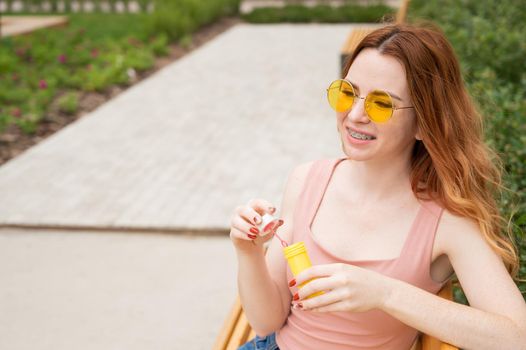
[295,263,346,286]
[238,205,264,226]
[247,198,277,216]
[295,286,348,310]
[230,215,260,240]
[271,219,285,234]
[295,275,336,300]
[307,300,351,313]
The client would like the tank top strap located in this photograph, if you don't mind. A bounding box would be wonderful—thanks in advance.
[398,199,446,289]
[291,157,343,243]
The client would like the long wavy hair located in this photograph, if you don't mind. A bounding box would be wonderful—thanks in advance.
[342,22,521,280]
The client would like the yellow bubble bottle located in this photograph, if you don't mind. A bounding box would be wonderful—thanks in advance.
[283,241,324,299]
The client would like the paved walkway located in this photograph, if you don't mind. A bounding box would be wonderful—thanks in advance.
[0,228,237,350]
[0,15,69,38]
[0,23,370,232]
[0,23,380,349]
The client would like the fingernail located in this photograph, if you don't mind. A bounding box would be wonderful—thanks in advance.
[249,227,259,234]
[248,234,257,239]
[278,219,284,226]
[293,302,303,310]
[293,293,299,301]
[289,279,296,287]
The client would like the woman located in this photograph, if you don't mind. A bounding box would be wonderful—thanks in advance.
[229,22,526,350]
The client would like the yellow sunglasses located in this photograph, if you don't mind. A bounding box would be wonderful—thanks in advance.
[326,79,414,123]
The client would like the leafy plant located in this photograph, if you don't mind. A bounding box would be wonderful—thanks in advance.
[57,91,80,115]
[242,3,394,23]
[410,0,526,302]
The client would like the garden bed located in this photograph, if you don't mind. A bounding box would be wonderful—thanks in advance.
[0,15,242,166]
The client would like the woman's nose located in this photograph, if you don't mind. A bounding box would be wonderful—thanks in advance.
[346,97,370,123]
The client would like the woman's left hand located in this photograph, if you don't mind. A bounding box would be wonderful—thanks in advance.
[291,263,395,313]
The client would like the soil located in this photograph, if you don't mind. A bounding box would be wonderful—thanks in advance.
[0,16,243,166]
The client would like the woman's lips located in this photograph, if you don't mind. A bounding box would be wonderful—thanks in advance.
[346,129,376,145]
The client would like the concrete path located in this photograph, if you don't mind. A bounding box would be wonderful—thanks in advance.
[0,23,380,349]
[0,15,69,38]
[0,23,366,232]
[0,228,237,350]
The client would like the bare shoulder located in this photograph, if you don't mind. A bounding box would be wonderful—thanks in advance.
[287,160,315,188]
[278,160,314,220]
[277,160,315,210]
[435,207,492,265]
[266,160,315,247]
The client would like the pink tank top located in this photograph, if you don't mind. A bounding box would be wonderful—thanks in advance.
[276,157,449,350]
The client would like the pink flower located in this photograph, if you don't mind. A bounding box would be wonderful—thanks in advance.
[11,107,22,118]
[91,48,99,58]
[39,80,48,89]
[58,54,67,64]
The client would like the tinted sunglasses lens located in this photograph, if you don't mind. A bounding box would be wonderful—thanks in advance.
[365,90,393,123]
[327,80,354,112]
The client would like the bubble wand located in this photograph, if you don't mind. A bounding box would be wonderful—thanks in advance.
[258,213,323,299]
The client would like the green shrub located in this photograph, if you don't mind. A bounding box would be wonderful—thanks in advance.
[146,0,241,40]
[0,111,11,134]
[148,34,170,56]
[0,12,174,134]
[57,91,80,115]
[242,4,394,23]
[410,0,526,301]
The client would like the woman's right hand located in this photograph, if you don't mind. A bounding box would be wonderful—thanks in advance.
[229,198,284,253]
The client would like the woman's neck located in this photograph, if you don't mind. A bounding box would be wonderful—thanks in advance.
[341,155,414,205]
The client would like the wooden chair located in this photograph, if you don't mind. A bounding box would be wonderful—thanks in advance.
[213,279,459,350]
[340,0,412,76]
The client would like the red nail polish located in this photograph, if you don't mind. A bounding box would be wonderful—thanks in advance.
[250,227,259,234]
[293,293,299,301]
[248,234,257,239]
[289,279,296,287]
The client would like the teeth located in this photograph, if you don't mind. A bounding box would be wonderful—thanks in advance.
[349,130,374,140]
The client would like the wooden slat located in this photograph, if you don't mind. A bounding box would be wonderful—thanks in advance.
[396,0,411,24]
[212,297,243,350]
[226,308,252,350]
[340,27,376,55]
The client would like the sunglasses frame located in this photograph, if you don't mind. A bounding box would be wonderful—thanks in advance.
[326,79,414,123]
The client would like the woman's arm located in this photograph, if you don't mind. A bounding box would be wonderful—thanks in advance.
[237,161,312,337]
[382,210,526,350]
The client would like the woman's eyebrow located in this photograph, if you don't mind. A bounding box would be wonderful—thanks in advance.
[349,80,404,102]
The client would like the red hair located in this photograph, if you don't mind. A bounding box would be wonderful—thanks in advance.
[342,22,520,279]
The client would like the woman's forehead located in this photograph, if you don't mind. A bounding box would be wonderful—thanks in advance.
[345,48,408,96]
